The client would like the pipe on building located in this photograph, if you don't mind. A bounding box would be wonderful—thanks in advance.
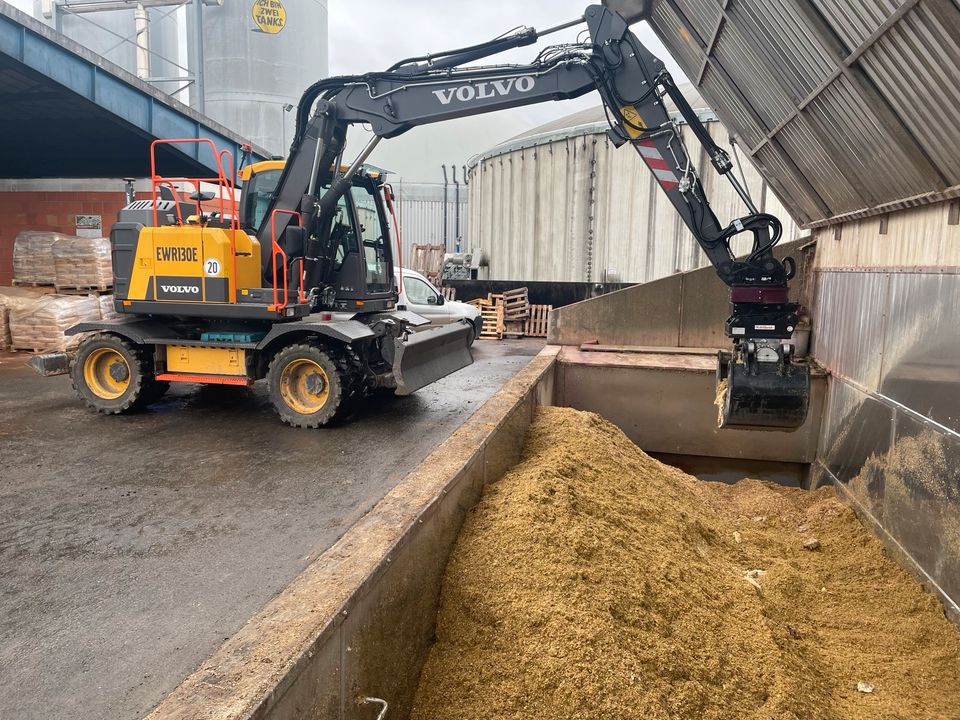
[452,165,461,253]
[134,3,149,80]
[441,164,449,249]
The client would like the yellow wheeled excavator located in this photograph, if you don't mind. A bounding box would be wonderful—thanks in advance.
[32,1,809,430]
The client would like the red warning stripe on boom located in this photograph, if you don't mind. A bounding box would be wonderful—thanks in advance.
[634,138,679,190]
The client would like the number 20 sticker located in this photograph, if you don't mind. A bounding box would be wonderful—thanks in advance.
[204,258,221,276]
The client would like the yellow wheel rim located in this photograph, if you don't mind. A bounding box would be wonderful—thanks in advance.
[279,358,330,415]
[83,347,131,400]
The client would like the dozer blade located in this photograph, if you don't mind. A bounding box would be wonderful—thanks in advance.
[392,322,474,396]
[718,360,810,431]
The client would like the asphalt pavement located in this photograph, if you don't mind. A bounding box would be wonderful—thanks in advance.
[0,338,542,720]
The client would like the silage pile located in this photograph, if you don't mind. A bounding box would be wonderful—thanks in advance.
[411,407,960,720]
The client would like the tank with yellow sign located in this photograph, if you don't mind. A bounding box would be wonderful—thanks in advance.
[201,0,329,154]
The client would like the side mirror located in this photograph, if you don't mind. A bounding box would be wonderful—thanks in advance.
[426,295,438,305]
[436,294,445,306]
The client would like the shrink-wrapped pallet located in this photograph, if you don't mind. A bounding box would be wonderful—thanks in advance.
[98,294,121,320]
[0,286,44,351]
[52,236,112,290]
[13,231,69,285]
[9,294,99,352]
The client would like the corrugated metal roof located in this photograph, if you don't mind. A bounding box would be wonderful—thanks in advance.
[646,0,960,227]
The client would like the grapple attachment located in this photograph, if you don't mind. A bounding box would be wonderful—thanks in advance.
[717,348,810,431]
[392,322,474,396]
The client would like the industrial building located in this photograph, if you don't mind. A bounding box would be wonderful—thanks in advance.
[467,84,805,284]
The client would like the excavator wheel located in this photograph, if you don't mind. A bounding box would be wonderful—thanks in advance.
[71,333,157,414]
[267,343,348,428]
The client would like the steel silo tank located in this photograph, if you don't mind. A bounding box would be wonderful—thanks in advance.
[467,84,801,284]
[201,0,329,155]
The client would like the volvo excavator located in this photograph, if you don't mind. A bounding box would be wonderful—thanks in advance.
[33,1,808,430]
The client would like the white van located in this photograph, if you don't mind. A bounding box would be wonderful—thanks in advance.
[395,267,482,344]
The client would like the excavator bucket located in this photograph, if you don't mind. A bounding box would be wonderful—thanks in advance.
[392,322,474,396]
[717,356,810,431]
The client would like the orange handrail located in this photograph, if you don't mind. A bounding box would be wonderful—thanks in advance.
[383,184,403,294]
[149,138,240,302]
[269,209,303,311]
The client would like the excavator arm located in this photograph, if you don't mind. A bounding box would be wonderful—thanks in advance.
[259,2,810,430]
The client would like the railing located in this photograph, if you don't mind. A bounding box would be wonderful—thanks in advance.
[149,138,239,303]
[269,209,303,311]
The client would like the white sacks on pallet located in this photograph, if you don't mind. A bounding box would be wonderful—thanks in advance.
[52,236,112,290]
[13,231,69,285]
[0,286,44,351]
[98,294,121,321]
[8,294,100,352]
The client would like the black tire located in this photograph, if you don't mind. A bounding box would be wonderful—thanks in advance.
[267,343,347,428]
[470,317,482,345]
[71,334,150,414]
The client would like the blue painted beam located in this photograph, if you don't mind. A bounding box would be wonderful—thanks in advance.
[0,4,269,178]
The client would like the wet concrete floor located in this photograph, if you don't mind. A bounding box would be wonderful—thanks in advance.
[0,339,543,720]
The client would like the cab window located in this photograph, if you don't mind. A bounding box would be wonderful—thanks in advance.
[350,185,391,293]
[404,276,438,305]
[242,168,282,231]
[331,193,358,271]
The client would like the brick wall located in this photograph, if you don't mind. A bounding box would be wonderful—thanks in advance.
[0,191,127,285]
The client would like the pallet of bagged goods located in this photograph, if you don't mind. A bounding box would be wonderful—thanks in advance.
[0,287,42,351]
[12,231,70,287]
[8,294,100,352]
[98,294,121,320]
[52,236,113,293]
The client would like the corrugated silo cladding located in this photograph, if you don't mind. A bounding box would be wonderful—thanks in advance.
[203,0,329,155]
[467,99,803,284]
[644,0,960,614]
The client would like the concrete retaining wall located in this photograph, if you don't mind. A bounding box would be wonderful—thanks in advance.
[547,238,815,348]
[147,347,559,720]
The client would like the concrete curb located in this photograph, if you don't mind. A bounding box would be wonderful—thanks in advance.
[147,345,560,720]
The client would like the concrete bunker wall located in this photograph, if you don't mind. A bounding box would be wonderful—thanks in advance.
[147,348,558,720]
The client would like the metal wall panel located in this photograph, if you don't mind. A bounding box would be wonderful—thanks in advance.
[812,270,889,391]
[816,375,960,614]
[814,199,960,269]
[813,252,960,614]
[879,272,960,434]
[392,182,467,264]
[648,0,960,227]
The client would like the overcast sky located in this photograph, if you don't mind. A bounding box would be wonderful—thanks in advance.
[327,1,687,181]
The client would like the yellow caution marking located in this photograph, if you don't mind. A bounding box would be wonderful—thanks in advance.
[620,105,647,139]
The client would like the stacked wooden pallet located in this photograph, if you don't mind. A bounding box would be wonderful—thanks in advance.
[466,297,503,339]
[466,291,551,340]
[525,304,552,338]
[501,287,530,321]
[410,244,445,285]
